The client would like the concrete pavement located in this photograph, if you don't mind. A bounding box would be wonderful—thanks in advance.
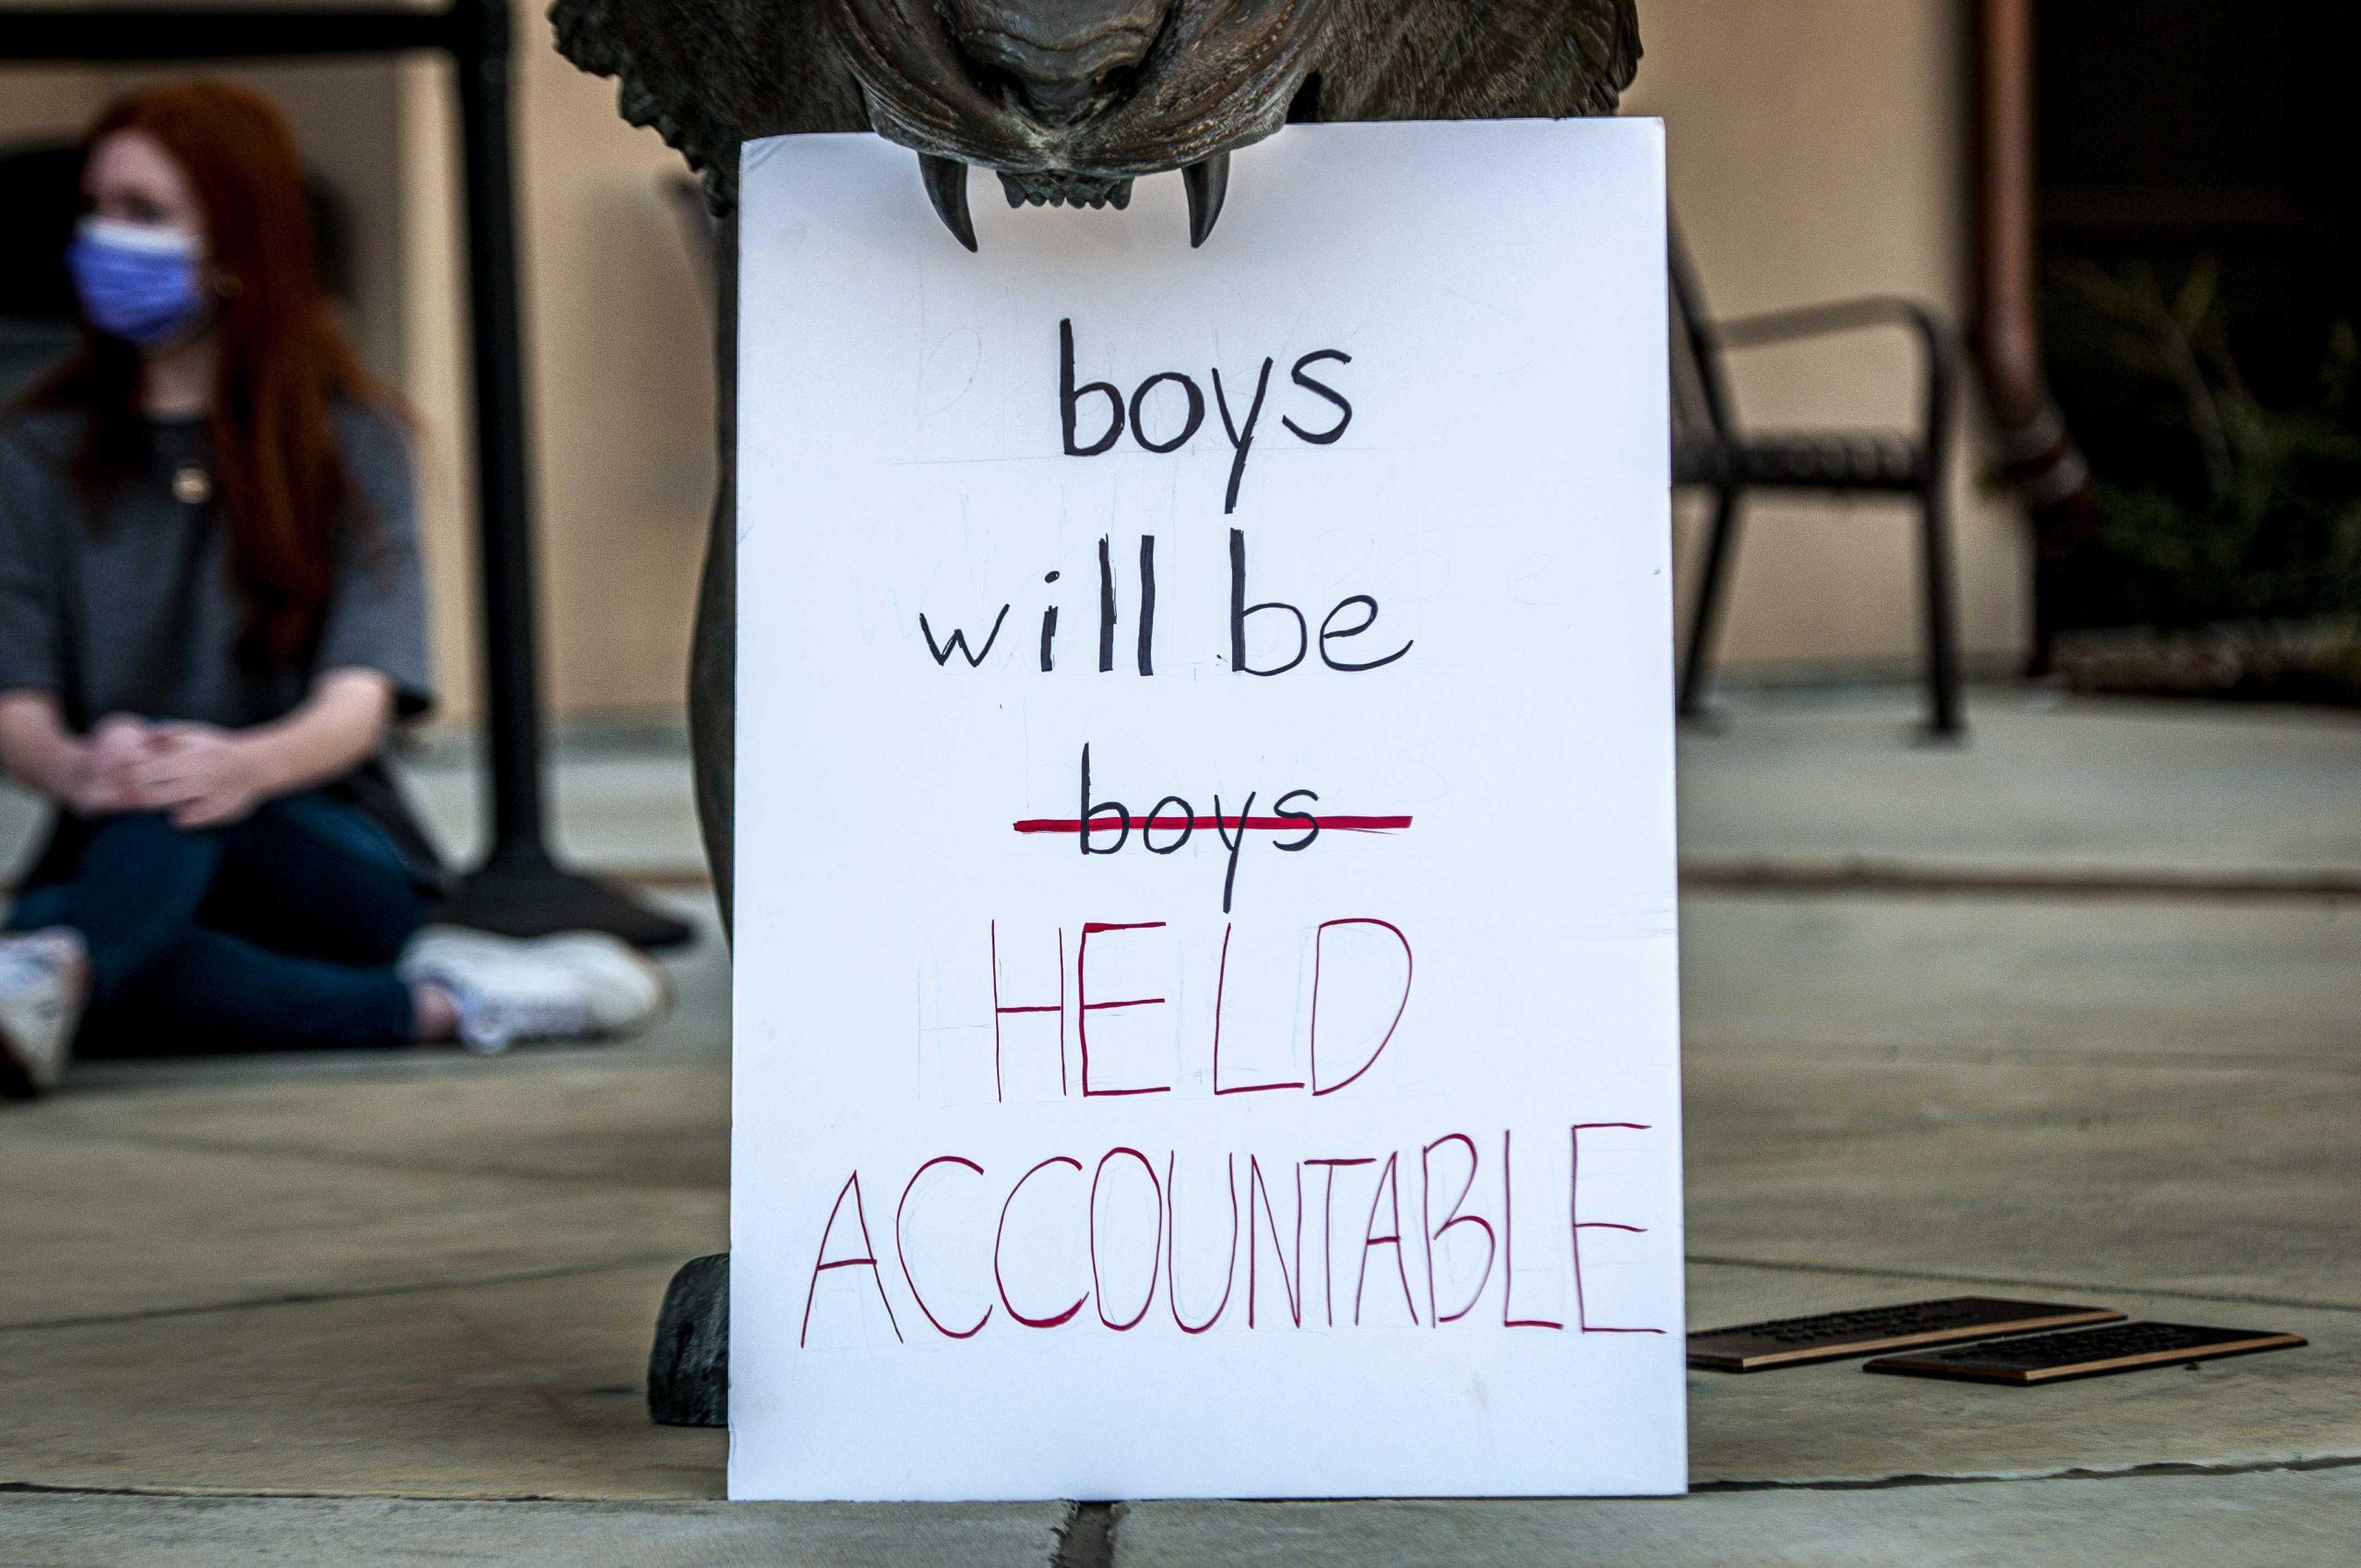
[3,692,2355,1563]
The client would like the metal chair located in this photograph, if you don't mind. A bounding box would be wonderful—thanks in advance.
[1670,237,1965,736]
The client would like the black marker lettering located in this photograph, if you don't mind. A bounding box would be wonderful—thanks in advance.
[919,606,1010,668]
[1061,319,1124,456]
[1283,350,1354,445]
[1081,744,1128,856]
[1320,594,1412,672]
[1212,790,1256,914]
[1212,358,1275,515]
[1273,789,1321,852]
[1228,529,1307,677]
[1038,570,1061,672]
[1137,535,1157,676]
[1129,372,1205,454]
[1097,537,1117,674]
[1144,795,1193,855]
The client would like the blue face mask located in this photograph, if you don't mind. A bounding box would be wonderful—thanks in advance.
[65,216,208,347]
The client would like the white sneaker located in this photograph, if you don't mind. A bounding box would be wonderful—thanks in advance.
[513,931,674,1035]
[0,931,84,1099]
[402,926,669,1054]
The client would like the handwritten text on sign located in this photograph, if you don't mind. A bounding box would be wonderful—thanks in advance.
[732,120,1682,1503]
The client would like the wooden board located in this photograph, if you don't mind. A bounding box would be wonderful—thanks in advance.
[1864,1322,2306,1384]
[1688,1297,2124,1372]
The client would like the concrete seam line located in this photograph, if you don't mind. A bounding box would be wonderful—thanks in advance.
[0,1252,690,1336]
[1051,1501,1120,1568]
[74,1126,721,1195]
[6,1460,2357,1507]
[1679,858,2361,905]
[622,861,2361,904]
[623,860,2361,903]
[1685,1253,2361,1317]
[1679,1042,2361,1077]
[0,1484,672,1503]
[1691,1455,2361,1495]
[53,1055,691,1099]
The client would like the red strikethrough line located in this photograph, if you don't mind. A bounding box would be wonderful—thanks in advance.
[1013,814,1413,835]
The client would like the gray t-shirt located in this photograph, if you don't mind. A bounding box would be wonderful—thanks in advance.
[0,402,442,885]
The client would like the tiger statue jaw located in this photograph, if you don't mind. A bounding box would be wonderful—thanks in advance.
[555,0,1640,247]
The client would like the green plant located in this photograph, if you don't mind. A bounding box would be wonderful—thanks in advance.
[2045,258,2361,636]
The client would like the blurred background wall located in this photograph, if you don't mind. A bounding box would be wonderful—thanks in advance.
[0,0,2028,727]
[1630,0,2029,683]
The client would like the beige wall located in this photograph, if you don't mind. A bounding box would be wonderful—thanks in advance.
[8,0,2024,718]
[0,67,101,145]
[1628,0,2031,677]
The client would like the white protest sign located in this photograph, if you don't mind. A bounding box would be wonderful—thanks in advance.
[732,118,1681,1503]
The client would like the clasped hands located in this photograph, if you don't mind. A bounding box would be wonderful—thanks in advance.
[68,714,269,829]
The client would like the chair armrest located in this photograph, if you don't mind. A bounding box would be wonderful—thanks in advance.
[1703,297,1960,474]
[1710,295,1944,350]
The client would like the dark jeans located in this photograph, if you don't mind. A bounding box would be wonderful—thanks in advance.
[7,793,425,1051]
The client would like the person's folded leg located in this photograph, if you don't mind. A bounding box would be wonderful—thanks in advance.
[205,794,427,968]
[94,926,416,1052]
[10,813,225,1007]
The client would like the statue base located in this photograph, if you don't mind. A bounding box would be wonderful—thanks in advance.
[441,849,695,951]
[647,1252,729,1427]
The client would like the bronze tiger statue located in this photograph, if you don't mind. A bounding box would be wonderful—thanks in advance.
[549,0,1642,1423]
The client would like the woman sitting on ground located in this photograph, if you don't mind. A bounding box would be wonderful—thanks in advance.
[0,81,666,1099]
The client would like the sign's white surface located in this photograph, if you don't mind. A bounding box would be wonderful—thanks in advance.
[731,118,1682,1502]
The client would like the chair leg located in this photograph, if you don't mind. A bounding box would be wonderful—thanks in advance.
[1678,487,1744,719]
[1916,474,1964,737]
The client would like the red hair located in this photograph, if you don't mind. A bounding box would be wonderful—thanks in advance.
[34,79,395,669]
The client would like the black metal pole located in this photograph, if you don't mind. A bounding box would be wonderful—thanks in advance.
[0,6,457,61]
[451,0,549,862]
[436,0,692,947]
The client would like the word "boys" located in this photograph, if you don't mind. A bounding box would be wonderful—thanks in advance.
[1060,319,1354,513]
